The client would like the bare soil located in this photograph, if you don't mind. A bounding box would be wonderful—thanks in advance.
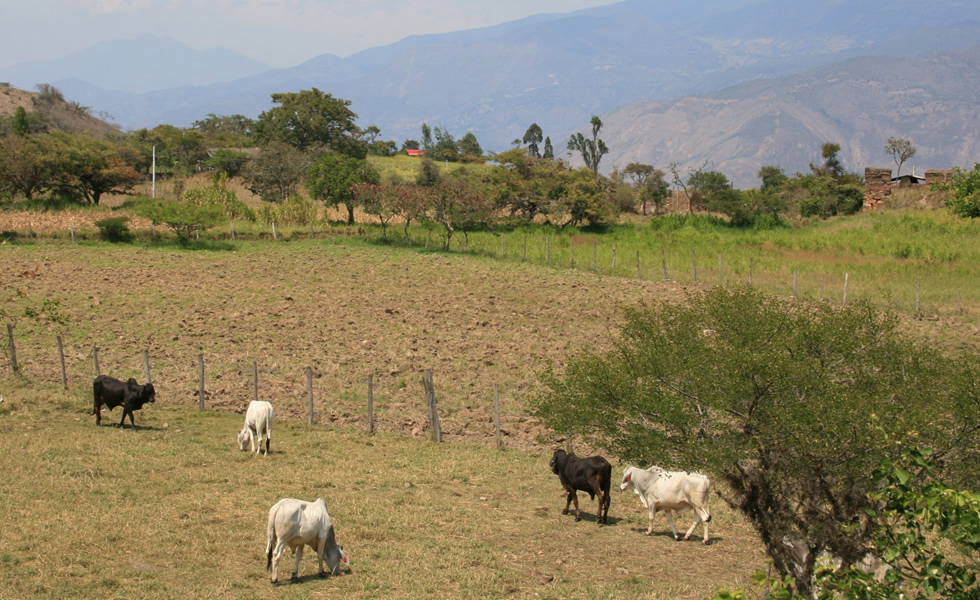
[1,238,696,452]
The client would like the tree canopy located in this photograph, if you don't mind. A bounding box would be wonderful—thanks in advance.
[253,88,366,158]
[533,286,979,597]
[567,116,609,179]
[306,153,380,224]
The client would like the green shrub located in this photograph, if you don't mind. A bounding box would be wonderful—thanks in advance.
[93,217,131,242]
[946,163,980,218]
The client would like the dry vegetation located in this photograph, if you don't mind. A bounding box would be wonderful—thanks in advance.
[0,387,764,599]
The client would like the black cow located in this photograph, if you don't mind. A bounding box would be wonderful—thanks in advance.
[92,375,156,429]
[549,449,611,524]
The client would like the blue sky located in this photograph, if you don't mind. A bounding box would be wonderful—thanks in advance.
[1,0,619,68]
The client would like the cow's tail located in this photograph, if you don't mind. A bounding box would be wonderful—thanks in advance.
[266,504,279,571]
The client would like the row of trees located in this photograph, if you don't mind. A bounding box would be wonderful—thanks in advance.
[4,85,977,230]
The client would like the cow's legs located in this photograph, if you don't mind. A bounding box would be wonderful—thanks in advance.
[316,539,327,577]
[683,513,703,540]
[595,490,606,524]
[561,489,574,515]
[254,428,263,454]
[265,433,271,455]
[271,541,288,584]
[570,492,582,521]
[646,506,657,535]
[663,510,682,540]
[292,545,304,581]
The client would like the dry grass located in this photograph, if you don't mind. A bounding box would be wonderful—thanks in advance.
[0,379,764,599]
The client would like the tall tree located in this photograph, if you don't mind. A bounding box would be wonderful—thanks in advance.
[542,136,554,160]
[420,123,433,152]
[810,142,845,178]
[458,132,483,158]
[0,135,52,200]
[241,141,312,203]
[522,123,543,158]
[306,153,380,224]
[533,286,979,598]
[623,162,668,215]
[253,88,366,158]
[567,116,608,179]
[47,132,141,205]
[884,136,917,177]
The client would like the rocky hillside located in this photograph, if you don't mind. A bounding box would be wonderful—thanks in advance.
[0,85,121,138]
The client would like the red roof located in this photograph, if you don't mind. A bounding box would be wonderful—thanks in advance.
[406,149,426,156]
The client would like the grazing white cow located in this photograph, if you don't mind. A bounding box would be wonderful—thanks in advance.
[238,400,274,455]
[266,497,349,585]
[620,465,712,543]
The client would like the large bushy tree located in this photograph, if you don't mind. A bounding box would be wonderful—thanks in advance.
[48,132,141,204]
[306,153,380,224]
[253,88,366,158]
[241,141,312,203]
[533,286,979,598]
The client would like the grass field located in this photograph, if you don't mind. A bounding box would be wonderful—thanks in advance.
[0,379,764,599]
[2,204,979,598]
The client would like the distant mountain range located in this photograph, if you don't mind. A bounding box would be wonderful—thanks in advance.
[1,0,978,186]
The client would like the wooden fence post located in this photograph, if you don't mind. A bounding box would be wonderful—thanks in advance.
[57,336,67,389]
[252,361,259,403]
[915,281,921,314]
[748,257,753,285]
[6,324,17,374]
[612,244,617,271]
[92,343,101,376]
[843,272,850,306]
[545,236,550,264]
[592,241,597,270]
[636,250,641,278]
[692,250,698,282]
[198,354,205,410]
[793,270,799,300]
[718,255,724,287]
[143,349,151,384]
[661,245,668,281]
[570,238,575,267]
[306,367,314,425]
[422,369,442,442]
[272,222,278,241]
[494,383,503,450]
[367,374,374,435]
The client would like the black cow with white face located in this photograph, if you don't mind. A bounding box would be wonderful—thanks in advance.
[92,375,156,429]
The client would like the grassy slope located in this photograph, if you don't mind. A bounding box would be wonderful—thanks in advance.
[0,381,762,599]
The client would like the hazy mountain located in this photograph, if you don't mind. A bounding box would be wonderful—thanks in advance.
[0,35,272,94]
[1,0,978,185]
[597,45,980,188]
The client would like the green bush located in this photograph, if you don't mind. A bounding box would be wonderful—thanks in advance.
[946,163,980,218]
[93,217,131,242]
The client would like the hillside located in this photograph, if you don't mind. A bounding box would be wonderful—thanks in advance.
[0,85,121,138]
[597,45,980,187]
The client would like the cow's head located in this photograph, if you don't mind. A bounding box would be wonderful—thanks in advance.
[549,449,566,475]
[237,427,250,451]
[141,382,156,404]
[620,467,635,491]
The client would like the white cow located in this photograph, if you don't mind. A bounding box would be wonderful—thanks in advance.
[620,465,712,544]
[238,400,274,455]
[265,497,350,585]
